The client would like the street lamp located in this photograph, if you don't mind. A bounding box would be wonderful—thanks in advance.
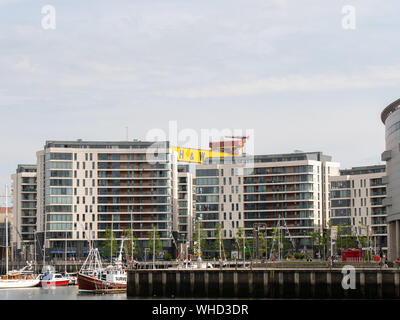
[144,248,149,268]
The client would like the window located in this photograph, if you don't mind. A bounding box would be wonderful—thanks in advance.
[229,212,232,220]
[229,177,232,185]
[77,162,79,169]
[224,212,226,220]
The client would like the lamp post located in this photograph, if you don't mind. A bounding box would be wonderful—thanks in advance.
[197,216,202,268]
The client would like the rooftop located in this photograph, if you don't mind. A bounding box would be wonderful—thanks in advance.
[381,98,400,124]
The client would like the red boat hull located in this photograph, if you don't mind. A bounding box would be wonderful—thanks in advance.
[77,273,126,292]
[38,280,70,287]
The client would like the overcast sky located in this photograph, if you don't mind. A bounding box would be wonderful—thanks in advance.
[0,0,399,195]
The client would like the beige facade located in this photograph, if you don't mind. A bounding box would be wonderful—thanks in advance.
[329,165,387,254]
[11,164,37,259]
[195,152,340,257]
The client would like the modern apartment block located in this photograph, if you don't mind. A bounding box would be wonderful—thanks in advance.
[34,140,178,261]
[194,152,340,257]
[0,207,13,261]
[11,164,37,260]
[329,165,387,254]
[176,165,195,253]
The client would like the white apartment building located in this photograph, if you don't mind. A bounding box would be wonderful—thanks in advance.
[35,140,178,261]
[329,165,387,255]
[176,165,195,256]
[11,164,37,260]
[195,152,340,258]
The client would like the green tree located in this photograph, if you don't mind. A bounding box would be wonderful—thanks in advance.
[102,228,117,260]
[148,227,162,260]
[122,228,139,260]
[213,223,228,259]
[234,227,244,259]
[309,225,331,260]
[192,218,208,258]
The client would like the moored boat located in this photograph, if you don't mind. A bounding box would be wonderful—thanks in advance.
[0,270,40,289]
[38,266,69,287]
[77,241,127,292]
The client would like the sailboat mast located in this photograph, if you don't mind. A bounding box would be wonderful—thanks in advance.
[65,236,67,274]
[5,185,8,276]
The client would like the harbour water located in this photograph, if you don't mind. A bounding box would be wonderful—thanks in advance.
[0,286,128,300]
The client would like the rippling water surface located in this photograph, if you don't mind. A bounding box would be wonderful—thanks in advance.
[0,286,128,300]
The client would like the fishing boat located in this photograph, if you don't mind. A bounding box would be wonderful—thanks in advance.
[0,186,40,288]
[77,240,127,292]
[38,265,70,287]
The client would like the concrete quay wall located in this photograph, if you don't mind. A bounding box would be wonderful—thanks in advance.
[127,268,400,299]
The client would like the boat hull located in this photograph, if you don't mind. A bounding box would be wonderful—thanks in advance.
[77,273,126,292]
[0,279,40,288]
[38,280,70,287]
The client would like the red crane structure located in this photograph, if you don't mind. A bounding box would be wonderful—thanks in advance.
[209,136,249,155]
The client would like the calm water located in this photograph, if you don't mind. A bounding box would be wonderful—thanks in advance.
[0,286,128,300]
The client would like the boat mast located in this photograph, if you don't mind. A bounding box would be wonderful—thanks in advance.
[5,185,8,276]
[64,235,67,274]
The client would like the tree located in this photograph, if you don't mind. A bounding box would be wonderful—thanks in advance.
[102,228,117,261]
[234,227,244,259]
[213,223,228,259]
[309,225,331,260]
[148,227,162,260]
[122,228,138,261]
[192,218,208,258]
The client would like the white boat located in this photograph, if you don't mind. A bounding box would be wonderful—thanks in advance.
[0,186,40,289]
[38,265,70,287]
[0,262,40,289]
[64,272,77,285]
